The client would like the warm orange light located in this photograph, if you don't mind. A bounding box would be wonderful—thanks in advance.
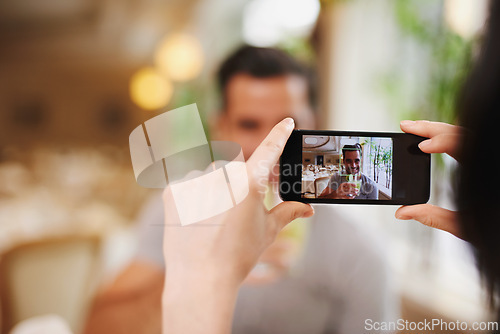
[129,67,173,110]
[154,33,204,82]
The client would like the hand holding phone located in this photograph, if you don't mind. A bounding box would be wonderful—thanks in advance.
[396,120,461,238]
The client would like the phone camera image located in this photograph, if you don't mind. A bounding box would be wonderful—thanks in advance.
[301,135,393,201]
[280,130,430,205]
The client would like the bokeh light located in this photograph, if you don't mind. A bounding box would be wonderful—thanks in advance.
[129,67,173,110]
[243,0,320,46]
[444,0,488,39]
[154,33,204,82]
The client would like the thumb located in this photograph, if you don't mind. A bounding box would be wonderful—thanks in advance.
[395,204,461,238]
[269,202,314,231]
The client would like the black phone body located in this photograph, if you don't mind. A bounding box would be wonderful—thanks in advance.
[279,130,430,205]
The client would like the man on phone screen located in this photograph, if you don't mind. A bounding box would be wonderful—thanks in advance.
[320,143,378,199]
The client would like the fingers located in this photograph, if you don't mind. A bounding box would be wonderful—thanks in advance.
[337,183,358,198]
[247,118,295,190]
[269,202,314,231]
[418,133,462,160]
[400,120,460,138]
[400,120,463,161]
[395,204,462,239]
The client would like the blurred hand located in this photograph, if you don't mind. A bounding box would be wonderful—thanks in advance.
[244,238,296,285]
[162,118,314,334]
[396,120,463,239]
[339,182,360,199]
[319,183,359,199]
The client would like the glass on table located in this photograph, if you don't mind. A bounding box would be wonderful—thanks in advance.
[346,174,361,198]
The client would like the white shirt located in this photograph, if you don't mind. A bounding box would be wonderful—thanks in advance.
[135,194,399,334]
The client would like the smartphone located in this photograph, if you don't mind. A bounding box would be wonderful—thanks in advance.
[279,130,430,205]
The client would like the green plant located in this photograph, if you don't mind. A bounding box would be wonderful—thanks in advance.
[379,0,475,124]
[363,139,393,188]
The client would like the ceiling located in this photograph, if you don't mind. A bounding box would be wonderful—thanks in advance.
[0,0,206,71]
[0,0,248,147]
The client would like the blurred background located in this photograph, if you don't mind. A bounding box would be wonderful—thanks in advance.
[0,0,494,333]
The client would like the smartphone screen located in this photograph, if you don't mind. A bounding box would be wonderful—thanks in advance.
[279,130,430,205]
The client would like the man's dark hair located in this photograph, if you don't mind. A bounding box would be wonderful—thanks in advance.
[217,45,317,109]
[342,144,362,158]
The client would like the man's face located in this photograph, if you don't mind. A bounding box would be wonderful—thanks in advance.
[344,150,361,175]
[218,73,315,160]
[217,73,314,284]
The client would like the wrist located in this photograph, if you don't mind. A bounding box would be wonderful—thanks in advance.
[162,267,240,334]
[164,261,243,291]
[164,265,241,300]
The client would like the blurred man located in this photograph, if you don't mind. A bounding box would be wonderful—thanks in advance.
[84,46,397,334]
[320,143,378,199]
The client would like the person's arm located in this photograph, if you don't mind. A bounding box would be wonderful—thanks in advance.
[83,261,164,334]
[319,186,336,198]
[84,191,167,334]
[396,120,462,238]
[161,118,314,334]
[366,177,378,200]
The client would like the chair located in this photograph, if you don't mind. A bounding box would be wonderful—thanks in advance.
[0,236,101,334]
[314,176,331,198]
